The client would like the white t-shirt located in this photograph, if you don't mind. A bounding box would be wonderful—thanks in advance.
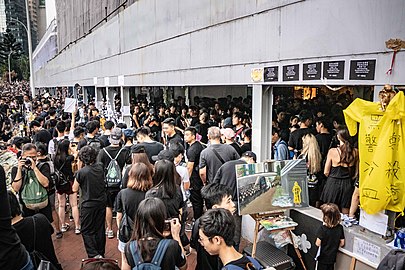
[176,165,189,201]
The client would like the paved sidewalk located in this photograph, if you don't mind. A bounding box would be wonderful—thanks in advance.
[53,222,197,269]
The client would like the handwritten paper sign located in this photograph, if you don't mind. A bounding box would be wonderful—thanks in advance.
[353,237,380,265]
[359,209,388,235]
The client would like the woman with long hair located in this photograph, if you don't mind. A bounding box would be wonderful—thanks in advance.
[121,148,154,188]
[320,126,358,214]
[116,163,153,265]
[53,139,80,234]
[122,197,187,270]
[299,134,323,207]
[146,159,183,219]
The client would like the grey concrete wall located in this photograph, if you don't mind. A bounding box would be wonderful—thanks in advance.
[36,0,405,87]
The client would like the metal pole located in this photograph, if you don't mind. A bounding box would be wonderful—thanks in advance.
[8,52,12,83]
[24,0,35,98]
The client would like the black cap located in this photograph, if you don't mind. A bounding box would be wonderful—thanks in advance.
[152,149,175,162]
[131,145,146,154]
[242,151,257,162]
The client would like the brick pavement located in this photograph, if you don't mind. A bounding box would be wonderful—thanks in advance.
[53,221,197,270]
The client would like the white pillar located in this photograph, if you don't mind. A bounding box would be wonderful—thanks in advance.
[251,84,273,162]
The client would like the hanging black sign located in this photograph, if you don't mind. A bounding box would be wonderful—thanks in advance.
[283,64,299,81]
[303,62,321,80]
[264,66,279,82]
[323,61,345,79]
[349,60,376,80]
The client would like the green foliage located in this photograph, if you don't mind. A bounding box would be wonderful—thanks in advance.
[0,29,26,81]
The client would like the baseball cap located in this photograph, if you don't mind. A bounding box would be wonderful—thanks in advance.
[242,151,257,162]
[223,117,233,128]
[151,149,175,162]
[123,129,135,138]
[220,128,235,139]
[109,127,122,145]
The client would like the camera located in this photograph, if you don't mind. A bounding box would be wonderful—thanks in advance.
[164,220,171,231]
[21,158,31,167]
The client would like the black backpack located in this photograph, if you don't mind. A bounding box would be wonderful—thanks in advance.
[38,160,70,193]
[85,136,102,152]
[377,249,405,270]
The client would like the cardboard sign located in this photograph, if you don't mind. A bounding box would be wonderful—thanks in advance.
[359,209,388,235]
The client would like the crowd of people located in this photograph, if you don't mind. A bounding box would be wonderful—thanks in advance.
[0,81,373,269]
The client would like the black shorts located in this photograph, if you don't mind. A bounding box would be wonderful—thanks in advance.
[106,189,120,208]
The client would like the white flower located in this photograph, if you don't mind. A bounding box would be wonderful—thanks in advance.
[298,233,311,253]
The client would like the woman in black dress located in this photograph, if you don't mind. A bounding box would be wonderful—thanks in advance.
[320,127,358,215]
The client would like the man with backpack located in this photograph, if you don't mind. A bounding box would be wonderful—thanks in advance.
[97,127,131,239]
[11,143,53,223]
[78,120,104,152]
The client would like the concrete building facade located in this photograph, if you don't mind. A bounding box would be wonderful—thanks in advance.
[33,2,405,267]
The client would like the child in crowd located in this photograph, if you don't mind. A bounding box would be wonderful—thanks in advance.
[315,203,345,270]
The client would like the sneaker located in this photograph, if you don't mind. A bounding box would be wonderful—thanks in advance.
[69,215,74,222]
[348,216,359,225]
[343,220,352,228]
[341,213,349,221]
[55,231,63,239]
[107,230,114,239]
[75,228,81,235]
[61,224,70,233]
[94,255,104,259]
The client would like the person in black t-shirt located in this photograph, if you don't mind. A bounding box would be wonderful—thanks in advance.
[145,159,184,220]
[116,163,153,265]
[184,127,205,219]
[73,146,107,258]
[132,126,164,164]
[288,110,315,154]
[315,117,333,161]
[190,183,235,270]
[30,120,52,146]
[123,197,187,270]
[8,191,62,269]
[240,128,252,154]
[97,128,131,239]
[162,118,183,148]
[195,112,210,144]
[11,143,53,223]
[315,203,345,270]
[98,120,114,147]
[198,208,261,270]
[213,151,256,250]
